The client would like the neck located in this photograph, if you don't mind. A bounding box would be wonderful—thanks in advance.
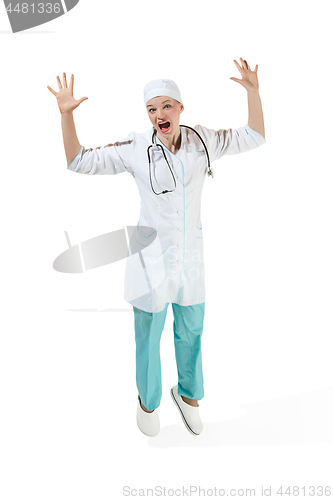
[156,126,181,154]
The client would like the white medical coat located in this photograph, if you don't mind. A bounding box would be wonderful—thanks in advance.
[67,124,266,312]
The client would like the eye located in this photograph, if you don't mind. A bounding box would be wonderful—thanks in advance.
[149,108,155,113]
[164,104,171,109]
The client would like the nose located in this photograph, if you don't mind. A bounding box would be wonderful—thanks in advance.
[157,109,165,120]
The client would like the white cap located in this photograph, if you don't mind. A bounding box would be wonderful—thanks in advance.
[143,79,183,106]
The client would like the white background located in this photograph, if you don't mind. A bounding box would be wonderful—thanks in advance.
[1,0,333,498]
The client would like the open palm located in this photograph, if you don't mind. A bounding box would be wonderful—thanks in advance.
[230,58,259,92]
[47,73,88,114]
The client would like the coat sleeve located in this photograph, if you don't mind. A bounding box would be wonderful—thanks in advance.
[194,124,266,163]
[66,132,135,175]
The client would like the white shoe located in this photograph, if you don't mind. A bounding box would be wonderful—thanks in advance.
[136,396,160,437]
[170,385,203,435]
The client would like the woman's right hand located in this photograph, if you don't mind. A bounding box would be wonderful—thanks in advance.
[47,73,88,114]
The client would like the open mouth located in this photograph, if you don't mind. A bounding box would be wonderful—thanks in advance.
[158,121,171,133]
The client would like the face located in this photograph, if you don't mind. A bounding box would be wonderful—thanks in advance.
[146,96,184,136]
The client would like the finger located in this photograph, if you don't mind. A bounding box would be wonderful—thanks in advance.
[233,59,243,70]
[56,75,63,90]
[70,74,74,91]
[63,72,68,88]
[255,64,258,72]
[243,60,251,71]
[77,97,88,105]
[240,58,250,70]
[240,57,249,69]
[47,86,57,96]
[233,60,245,74]
[230,77,242,84]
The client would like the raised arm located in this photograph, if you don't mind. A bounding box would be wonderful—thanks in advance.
[230,57,265,138]
[47,73,88,166]
[48,73,134,176]
[192,58,267,163]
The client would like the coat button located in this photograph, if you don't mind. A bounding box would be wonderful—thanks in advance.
[177,228,181,232]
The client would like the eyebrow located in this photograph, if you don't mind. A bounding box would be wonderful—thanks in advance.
[146,99,172,108]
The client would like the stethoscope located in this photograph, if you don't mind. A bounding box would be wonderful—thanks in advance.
[147,124,214,195]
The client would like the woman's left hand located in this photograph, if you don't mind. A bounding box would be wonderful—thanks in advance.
[230,58,259,92]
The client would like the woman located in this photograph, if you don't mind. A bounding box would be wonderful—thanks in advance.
[47,58,266,437]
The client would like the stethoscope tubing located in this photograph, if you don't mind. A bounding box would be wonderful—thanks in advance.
[148,125,213,195]
[179,124,212,178]
[147,142,177,195]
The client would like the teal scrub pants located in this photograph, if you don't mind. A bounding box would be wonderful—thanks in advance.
[133,302,205,411]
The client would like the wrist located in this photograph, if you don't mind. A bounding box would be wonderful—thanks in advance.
[61,110,73,116]
[247,88,260,96]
